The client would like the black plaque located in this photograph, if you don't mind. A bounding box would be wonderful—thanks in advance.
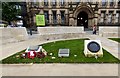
[87,41,100,53]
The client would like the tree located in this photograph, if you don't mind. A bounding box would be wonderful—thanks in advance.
[2,2,21,25]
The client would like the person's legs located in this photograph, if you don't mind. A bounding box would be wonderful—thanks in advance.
[93,31,95,34]
[95,30,96,34]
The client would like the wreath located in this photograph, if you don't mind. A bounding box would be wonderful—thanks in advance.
[37,52,45,58]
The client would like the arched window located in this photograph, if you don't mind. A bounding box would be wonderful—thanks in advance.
[115,12,119,23]
[108,11,113,23]
[60,11,65,25]
[60,0,64,6]
[44,0,48,6]
[44,11,49,25]
[52,0,56,6]
[109,0,114,6]
[52,11,57,25]
[100,11,106,23]
[118,0,120,5]
[102,0,107,6]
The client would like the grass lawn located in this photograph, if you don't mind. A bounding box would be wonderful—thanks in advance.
[109,38,120,43]
[1,39,120,64]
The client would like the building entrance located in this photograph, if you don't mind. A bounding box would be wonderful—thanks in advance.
[77,11,88,28]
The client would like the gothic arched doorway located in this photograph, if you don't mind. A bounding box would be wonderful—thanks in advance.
[77,11,88,28]
[73,5,94,31]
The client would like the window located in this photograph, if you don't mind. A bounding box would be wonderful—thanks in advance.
[44,0,48,6]
[100,11,105,23]
[52,0,56,6]
[44,11,49,24]
[53,11,57,24]
[115,12,119,23]
[32,0,39,6]
[118,0,120,5]
[108,11,113,23]
[75,0,80,2]
[60,0,64,6]
[109,0,114,6]
[61,11,65,25]
[102,0,107,6]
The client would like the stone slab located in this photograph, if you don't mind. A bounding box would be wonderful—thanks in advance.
[99,27,120,38]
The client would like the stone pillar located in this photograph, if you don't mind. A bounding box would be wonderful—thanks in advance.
[65,0,69,8]
[94,10,98,26]
[49,10,52,26]
[115,0,118,8]
[105,10,109,24]
[74,18,77,26]
[107,0,110,8]
[88,18,92,28]
[92,18,94,26]
[39,0,42,7]
[39,9,44,14]
[57,10,61,25]
[69,11,74,26]
[48,0,52,8]
[57,0,60,8]
[113,11,116,24]
[65,9,69,26]
[65,14,69,26]
[69,18,74,26]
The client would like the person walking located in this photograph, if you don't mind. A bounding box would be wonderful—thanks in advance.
[93,25,97,35]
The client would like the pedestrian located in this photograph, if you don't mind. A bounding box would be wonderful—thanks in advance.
[30,28,32,35]
[93,25,97,35]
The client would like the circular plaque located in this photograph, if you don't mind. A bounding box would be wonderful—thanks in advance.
[87,41,100,53]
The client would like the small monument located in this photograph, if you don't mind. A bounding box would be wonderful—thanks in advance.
[21,45,47,59]
[84,40,103,57]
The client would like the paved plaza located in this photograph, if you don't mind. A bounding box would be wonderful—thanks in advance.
[0,31,120,76]
[1,64,118,76]
[1,1,120,77]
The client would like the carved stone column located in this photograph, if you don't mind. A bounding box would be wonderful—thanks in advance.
[57,0,60,8]
[65,9,69,25]
[48,0,52,8]
[49,10,52,26]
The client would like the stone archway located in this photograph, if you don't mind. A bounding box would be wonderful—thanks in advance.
[77,11,88,28]
[73,5,94,30]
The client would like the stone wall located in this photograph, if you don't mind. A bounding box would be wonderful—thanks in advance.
[0,27,28,45]
[99,26,120,38]
[37,27,87,41]
[37,27,85,35]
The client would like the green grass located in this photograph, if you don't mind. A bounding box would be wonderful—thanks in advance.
[109,38,120,43]
[1,39,120,64]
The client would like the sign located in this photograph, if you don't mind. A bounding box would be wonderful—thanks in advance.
[58,49,70,57]
[36,15,45,26]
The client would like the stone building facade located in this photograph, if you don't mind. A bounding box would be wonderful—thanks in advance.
[25,0,120,30]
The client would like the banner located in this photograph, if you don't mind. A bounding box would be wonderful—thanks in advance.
[36,15,45,26]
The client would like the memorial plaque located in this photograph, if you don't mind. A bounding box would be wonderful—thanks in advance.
[84,40,103,57]
[87,41,100,53]
[58,49,70,57]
